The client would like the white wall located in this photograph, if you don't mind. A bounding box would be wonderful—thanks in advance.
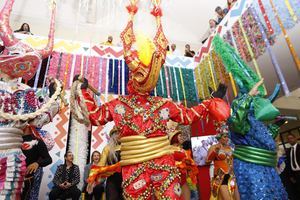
[0,0,226,53]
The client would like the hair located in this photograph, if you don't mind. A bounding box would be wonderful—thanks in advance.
[287,133,296,138]
[64,151,72,158]
[209,19,217,24]
[215,6,222,12]
[91,150,101,162]
[182,140,192,150]
[16,23,31,32]
[107,131,120,164]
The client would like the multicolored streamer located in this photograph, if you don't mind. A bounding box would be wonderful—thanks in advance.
[284,0,298,22]
[257,0,274,35]
[251,7,290,95]
[269,0,300,71]
[178,67,187,106]
[238,18,267,94]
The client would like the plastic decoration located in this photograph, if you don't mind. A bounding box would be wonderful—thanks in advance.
[178,68,186,106]
[212,35,265,96]
[253,0,298,36]
[284,0,298,22]
[250,7,290,95]
[195,65,206,100]
[269,0,300,71]
[238,18,266,94]
[150,6,163,17]
[126,4,138,14]
[231,22,250,62]
[257,0,274,35]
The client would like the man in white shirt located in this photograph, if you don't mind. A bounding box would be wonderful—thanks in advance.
[171,44,181,56]
[286,133,300,199]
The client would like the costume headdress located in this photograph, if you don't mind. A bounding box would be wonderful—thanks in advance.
[215,122,229,140]
[120,0,168,94]
[212,35,265,96]
[0,0,56,80]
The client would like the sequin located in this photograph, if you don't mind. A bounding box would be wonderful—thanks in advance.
[231,113,288,199]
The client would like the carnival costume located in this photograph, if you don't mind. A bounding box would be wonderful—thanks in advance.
[71,1,230,199]
[206,124,237,200]
[213,35,288,200]
[169,126,199,200]
[0,0,62,199]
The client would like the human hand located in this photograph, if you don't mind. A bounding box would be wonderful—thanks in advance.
[214,144,221,153]
[249,79,264,96]
[59,182,67,189]
[64,182,72,189]
[86,183,94,194]
[26,162,39,174]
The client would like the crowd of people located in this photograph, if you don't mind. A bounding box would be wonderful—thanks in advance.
[203,0,238,43]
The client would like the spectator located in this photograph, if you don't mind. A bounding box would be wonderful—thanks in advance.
[227,0,237,10]
[285,133,300,199]
[14,23,33,35]
[209,19,218,34]
[184,44,195,57]
[21,125,52,200]
[166,45,171,55]
[215,6,228,24]
[82,151,104,200]
[171,43,181,56]
[103,35,113,46]
[49,151,81,200]
[86,127,123,200]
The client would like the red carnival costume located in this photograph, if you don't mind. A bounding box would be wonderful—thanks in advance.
[71,1,230,199]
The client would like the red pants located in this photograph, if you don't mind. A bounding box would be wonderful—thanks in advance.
[122,155,182,200]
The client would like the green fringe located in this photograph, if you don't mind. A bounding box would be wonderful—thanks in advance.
[212,35,265,96]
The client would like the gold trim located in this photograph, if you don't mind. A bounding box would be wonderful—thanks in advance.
[120,135,172,166]
[191,108,200,117]
[120,150,173,166]
[121,140,169,151]
[121,141,170,156]
[120,135,168,143]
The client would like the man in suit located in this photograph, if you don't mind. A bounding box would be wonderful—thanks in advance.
[286,133,300,199]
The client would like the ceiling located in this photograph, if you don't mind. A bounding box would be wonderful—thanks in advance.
[0,0,225,51]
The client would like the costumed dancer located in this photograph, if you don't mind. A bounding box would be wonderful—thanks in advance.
[71,1,230,199]
[87,127,123,200]
[213,35,288,199]
[206,123,240,200]
[0,0,62,199]
[168,122,199,200]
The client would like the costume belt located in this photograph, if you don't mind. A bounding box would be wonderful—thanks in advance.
[0,128,23,150]
[120,135,173,166]
[233,145,277,167]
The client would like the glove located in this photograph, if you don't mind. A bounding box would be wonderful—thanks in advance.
[209,83,227,99]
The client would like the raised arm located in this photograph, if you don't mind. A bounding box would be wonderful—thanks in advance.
[167,98,230,125]
[80,89,113,126]
[70,77,113,126]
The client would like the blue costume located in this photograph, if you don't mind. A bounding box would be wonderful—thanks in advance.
[229,94,288,200]
[212,35,288,200]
